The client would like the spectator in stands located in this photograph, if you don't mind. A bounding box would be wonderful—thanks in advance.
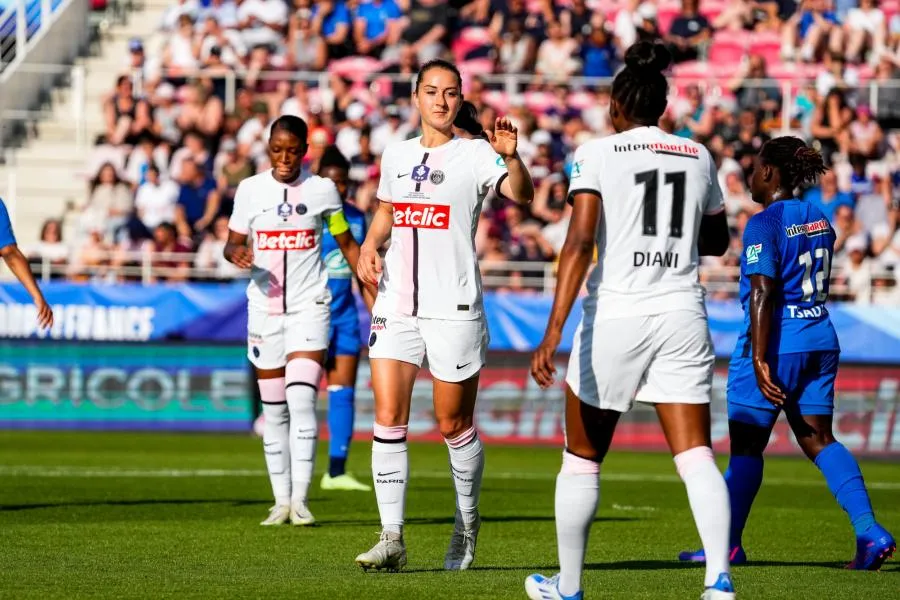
[782,0,843,63]
[816,51,860,97]
[873,54,900,129]
[803,168,854,222]
[150,222,192,283]
[535,19,581,81]
[508,222,555,289]
[713,0,778,32]
[199,15,247,69]
[848,104,886,158]
[175,82,224,139]
[27,219,69,280]
[237,0,289,50]
[336,103,367,161]
[162,14,202,76]
[394,0,450,63]
[581,19,617,77]
[175,159,219,239]
[161,0,200,31]
[133,164,180,241]
[635,2,664,44]
[383,43,418,101]
[288,7,328,70]
[69,225,113,282]
[371,104,412,154]
[490,0,547,47]
[216,138,256,206]
[613,0,641,52]
[126,38,150,91]
[104,75,152,146]
[497,17,536,74]
[195,215,243,281]
[125,130,166,189]
[561,0,594,42]
[354,0,403,58]
[811,88,853,164]
[842,234,875,303]
[199,0,239,30]
[730,54,782,117]
[349,127,378,184]
[844,0,886,64]
[151,82,181,147]
[170,128,213,181]
[80,163,133,242]
[312,0,353,60]
[666,0,712,63]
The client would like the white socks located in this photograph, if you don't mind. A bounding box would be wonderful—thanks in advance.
[555,451,600,597]
[445,427,484,530]
[674,446,731,587]
[286,358,322,505]
[372,423,409,534]
[259,377,291,506]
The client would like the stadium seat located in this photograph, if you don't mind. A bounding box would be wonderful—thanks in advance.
[452,27,493,63]
[460,58,495,77]
[328,56,383,83]
[567,90,595,111]
[709,38,747,66]
[482,90,510,113]
[749,33,782,66]
[524,90,555,113]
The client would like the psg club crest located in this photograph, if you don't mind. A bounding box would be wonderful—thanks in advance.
[277,201,292,220]
[295,203,308,215]
[411,164,431,182]
[429,170,445,185]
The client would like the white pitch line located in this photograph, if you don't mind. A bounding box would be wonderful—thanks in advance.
[1,465,899,490]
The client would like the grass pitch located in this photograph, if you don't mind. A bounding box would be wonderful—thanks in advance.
[0,432,897,599]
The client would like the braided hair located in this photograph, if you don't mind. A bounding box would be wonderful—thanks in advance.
[759,136,828,192]
[611,41,672,126]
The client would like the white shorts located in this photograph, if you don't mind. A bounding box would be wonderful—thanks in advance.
[247,304,330,369]
[367,306,489,383]
[565,309,714,412]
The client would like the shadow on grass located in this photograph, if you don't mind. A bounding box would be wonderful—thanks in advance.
[322,515,637,527]
[0,498,313,511]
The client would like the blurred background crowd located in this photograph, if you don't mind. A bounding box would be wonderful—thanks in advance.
[22,0,900,303]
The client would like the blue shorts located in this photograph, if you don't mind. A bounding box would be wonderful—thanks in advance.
[328,311,361,359]
[727,351,839,429]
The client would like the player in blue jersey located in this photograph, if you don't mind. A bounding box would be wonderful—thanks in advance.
[679,137,895,570]
[318,145,372,492]
[0,198,53,330]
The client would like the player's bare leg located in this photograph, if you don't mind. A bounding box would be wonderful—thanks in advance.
[656,403,734,599]
[355,358,417,572]
[283,350,325,526]
[525,386,619,600]
[433,373,483,570]
[321,354,371,491]
[256,366,291,525]
[788,412,896,570]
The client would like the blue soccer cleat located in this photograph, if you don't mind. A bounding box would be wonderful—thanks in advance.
[846,524,896,571]
[524,573,583,600]
[678,546,747,566]
[700,572,736,600]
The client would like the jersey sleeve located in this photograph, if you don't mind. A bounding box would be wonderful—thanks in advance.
[376,146,393,203]
[0,198,16,249]
[704,150,725,215]
[742,214,780,279]
[566,141,602,205]
[473,140,509,197]
[228,180,251,235]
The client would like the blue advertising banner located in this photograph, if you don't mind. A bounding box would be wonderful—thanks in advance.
[2,282,900,363]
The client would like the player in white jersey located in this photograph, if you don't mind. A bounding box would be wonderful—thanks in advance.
[354,60,535,572]
[525,43,736,600]
[224,115,374,527]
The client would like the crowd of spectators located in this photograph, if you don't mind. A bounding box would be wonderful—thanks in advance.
[23,0,900,303]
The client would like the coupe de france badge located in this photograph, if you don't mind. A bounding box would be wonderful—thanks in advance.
[278,201,292,219]
[411,164,431,182]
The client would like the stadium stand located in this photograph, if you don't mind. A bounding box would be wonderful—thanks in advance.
[1,0,899,303]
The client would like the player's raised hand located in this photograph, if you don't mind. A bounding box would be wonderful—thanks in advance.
[489,117,518,159]
[35,299,53,330]
[531,329,561,389]
[753,359,786,406]
[230,245,254,269]
[357,244,382,286]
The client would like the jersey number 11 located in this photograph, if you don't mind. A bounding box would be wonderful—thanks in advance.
[635,170,686,238]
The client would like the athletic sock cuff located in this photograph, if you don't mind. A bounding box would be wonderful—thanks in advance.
[561,449,600,475]
[374,423,408,444]
[444,426,478,449]
[286,358,323,390]
[258,377,286,403]
[674,446,715,479]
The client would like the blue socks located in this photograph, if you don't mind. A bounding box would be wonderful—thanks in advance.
[327,386,355,478]
[815,442,876,536]
[724,455,764,547]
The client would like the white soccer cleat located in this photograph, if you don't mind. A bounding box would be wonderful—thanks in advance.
[444,510,480,570]
[524,573,583,600]
[290,500,315,526]
[355,530,407,572]
[260,504,291,526]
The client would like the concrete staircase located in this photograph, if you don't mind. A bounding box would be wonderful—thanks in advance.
[0,0,171,245]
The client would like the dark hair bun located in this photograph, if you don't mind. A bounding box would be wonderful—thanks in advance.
[624,41,672,77]
[454,100,484,137]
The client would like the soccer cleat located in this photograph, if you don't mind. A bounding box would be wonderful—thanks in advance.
[260,504,290,526]
[290,500,315,526]
[321,472,372,491]
[524,573,583,600]
[678,546,747,565]
[700,572,736,600]
[444,510,480,570]
[846,524,896,571]
[355,530,407,572]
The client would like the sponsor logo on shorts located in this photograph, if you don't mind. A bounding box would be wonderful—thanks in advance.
[255,229,316,251]
[745,243,762,265]
[368,332,377,347]
[411,164,430,182]
[429,169,445,185]
[248,331,264,344]
[252,346,260,358]
[392,203,450,229]
[371,316,387,333]
[785,219,830,238]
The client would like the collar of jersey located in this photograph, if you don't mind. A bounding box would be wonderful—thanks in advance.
[416,134,458,151]
[268,170,304,187]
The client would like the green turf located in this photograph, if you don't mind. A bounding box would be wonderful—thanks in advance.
[0,432,896,599]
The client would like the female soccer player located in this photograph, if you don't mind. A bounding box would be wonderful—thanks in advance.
[354,59,534,572]
[679,137,895,570]
[527,42,735,600]
[224,115,373,526]
[0,198,53,329]
[317,145,371,492]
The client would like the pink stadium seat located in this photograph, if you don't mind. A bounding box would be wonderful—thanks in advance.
[709,40,746,65]
[329,57,383,82]
[482,90,510,113]
[524,91,555,113]
[452,27,493,63]
[749,40,781,66]
[567,91,595,111]
[658,7,679,34]
[460,58,495,76]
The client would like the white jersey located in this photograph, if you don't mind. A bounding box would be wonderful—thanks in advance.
[229,170,344,315]
[376,136,508,320]
[568,126,724,318]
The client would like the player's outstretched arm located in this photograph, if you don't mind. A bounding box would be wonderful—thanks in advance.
[0,244,53,329]
[357,200,393,286]
[530,192,600,389]
[749,274,786,406]
[698,211,730,256]
[492,117,535,205]
[223,230,253,269]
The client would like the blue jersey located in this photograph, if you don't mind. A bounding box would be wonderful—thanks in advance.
[0,198,17,250]
[735,200,840,358]
[322,202,367,318]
